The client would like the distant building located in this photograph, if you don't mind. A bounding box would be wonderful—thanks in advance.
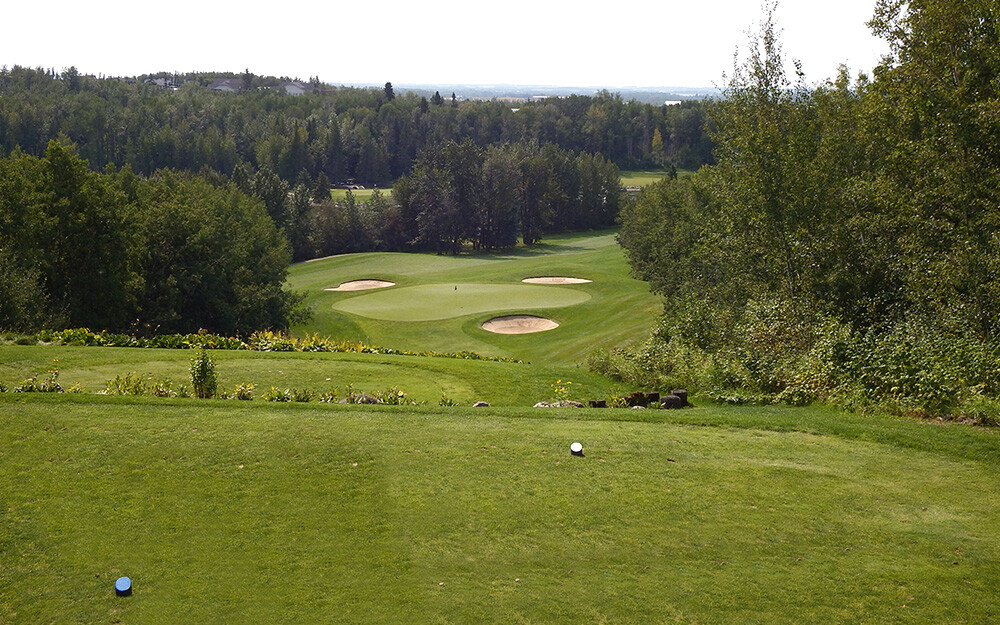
[279,81,312,96]
[208,78,242,92]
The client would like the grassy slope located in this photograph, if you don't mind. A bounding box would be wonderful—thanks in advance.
[0,344,621,406]
[286,230,662,367]
[3,394,1000,624]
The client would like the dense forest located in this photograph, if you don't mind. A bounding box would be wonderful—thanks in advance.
[610,0,1000,418]
[0,141,300,335]
[0,68,713,183]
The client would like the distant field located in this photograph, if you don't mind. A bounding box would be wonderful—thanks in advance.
[620,170,695,186]
[3,394,999,624]
[329,187,386,201]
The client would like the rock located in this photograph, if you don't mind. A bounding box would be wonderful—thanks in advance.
[671,389,690,407]
[588,400,607,408]
[473,401,490,407]
[631,405,646,409]
[534,401,553,408]
[553,400,585,408]
[661,394,683,409]
[645,392,660,404]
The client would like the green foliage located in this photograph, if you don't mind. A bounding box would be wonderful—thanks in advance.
[189,349,217,399]
[13,368,63,393]
[0,67,712,187]
[370,386,418,405]
[398,140,620,253]
[262,387,293,402]
[614,2,1000,419]
[103,372,151,396]
[220,383,256,400]
[0,144,301,335]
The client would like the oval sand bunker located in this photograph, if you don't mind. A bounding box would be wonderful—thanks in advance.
[325,279,396,292]
[482,315,559,334]
[522,277,592,285]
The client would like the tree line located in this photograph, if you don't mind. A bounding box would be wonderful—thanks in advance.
[0,141,301,334]
[612,0,1000,417]
[0,68,713,186]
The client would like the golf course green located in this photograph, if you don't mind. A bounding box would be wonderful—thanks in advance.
[330,283,591,322]
[287,230,661,365]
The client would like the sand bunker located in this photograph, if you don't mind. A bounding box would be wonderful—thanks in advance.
[325,279,396,292]
[482,315,559,334]
[521,277,592,285]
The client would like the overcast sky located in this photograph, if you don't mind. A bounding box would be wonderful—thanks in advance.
[3,0,888,88]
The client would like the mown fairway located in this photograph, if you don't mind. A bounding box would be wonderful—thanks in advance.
[286,230,661,366]
[3,395,1000,624]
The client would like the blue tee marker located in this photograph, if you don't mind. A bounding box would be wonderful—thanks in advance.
[115,576,132,596]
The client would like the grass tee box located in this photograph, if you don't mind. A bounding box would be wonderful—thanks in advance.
[3,394,1000,623]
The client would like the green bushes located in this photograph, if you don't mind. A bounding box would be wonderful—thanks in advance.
[189,349,217,399]
[590,299,1000,420]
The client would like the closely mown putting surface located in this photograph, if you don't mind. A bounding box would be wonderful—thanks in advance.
[3,394,1000,623]
[332,283,590,321]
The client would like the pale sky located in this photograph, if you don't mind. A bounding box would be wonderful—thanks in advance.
[3,0,888,88]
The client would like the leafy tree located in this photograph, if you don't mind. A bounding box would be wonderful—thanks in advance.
[137,171,298,334]
[476,144,521,250]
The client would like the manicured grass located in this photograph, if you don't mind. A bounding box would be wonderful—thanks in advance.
[329,187,385,201]
[332,283,591,321]
[287,230,662,367]
[3,394,1000,623]
[620,170,694,186]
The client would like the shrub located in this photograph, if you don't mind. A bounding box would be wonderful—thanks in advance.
[291,388,315,402]
[262,387,293,402]
[14,371,63,393]
[220,383,255,400]
[439,391,458,406]
[104,372,151,396]
[189,349,217,399]
[371,386,418,405]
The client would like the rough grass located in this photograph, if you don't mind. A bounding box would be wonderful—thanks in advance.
[620,170,695,186]
[3,394,1000,624]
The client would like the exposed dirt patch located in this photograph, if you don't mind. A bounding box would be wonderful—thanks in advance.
[325,280,396,292]
[521,277,592,285]
[481,315,559,334]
